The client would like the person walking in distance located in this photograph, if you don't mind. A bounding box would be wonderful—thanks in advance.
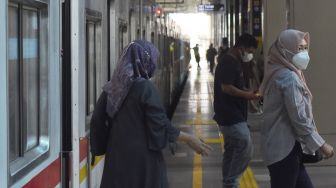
[206,43,218,73]
[193,44,201,68]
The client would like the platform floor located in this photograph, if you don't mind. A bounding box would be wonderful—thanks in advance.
[164,62,336,188]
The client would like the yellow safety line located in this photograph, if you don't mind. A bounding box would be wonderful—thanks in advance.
[204,138,222,144]
[193,93,203,188]
[91,155,104,168]
[192,153,202,188]
[80,164,88,183]
[185,119,217,125]
[80,156,104,183]
[247,167,259,188]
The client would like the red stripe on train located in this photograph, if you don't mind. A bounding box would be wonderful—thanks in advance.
[23,158,61,188]
[80,137,88,162]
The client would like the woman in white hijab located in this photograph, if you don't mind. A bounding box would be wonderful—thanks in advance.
[259,29,334,188]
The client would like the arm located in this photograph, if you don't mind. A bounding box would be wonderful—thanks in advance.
[142,81,212,155]
[90,92,109,157]
[142,81,179,150]
[218,58,259,100]
[282,74,325,153]
[177,132,213,156]
[221,84,259,100]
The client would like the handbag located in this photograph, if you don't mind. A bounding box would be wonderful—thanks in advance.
[302,149,323,163]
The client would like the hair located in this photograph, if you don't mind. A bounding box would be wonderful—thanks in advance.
[234,33,258,49]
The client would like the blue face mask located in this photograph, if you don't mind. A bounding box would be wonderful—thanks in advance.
[292,51,310,70]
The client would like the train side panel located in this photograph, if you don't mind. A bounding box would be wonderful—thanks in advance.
[1,0,62,187]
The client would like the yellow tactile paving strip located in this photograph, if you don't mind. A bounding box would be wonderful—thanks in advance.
[192,94,203,188]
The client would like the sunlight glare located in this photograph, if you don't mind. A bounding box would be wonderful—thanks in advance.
[169,13,211,46]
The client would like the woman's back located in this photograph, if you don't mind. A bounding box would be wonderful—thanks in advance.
[100,80,178,188]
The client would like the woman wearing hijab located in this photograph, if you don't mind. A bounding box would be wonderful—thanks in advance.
[91,40,212,188]
[259,29,334,188]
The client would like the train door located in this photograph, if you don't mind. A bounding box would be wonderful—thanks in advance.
[1,0,61,187]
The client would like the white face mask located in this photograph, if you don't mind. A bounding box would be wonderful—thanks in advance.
[242,52,254,62]
[292,51,310,70]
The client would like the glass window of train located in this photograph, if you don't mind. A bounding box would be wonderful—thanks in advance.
[119,24,124,56]
[86,21,96,116]
[85,13,102,131]
[7,1,49,182]
[8,4,20,162]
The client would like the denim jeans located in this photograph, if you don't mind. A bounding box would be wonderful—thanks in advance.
[267,142,314,188]
[220,122,253,188]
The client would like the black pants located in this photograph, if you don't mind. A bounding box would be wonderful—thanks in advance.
[209,60,214,73]
[195,55,200,67]
[267,142,314,188]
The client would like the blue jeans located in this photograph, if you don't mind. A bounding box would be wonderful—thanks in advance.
[220,122,253,188]
[267,142,314,188]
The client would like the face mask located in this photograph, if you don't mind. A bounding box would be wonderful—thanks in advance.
[242,52,254,62]
[292,51,310,70]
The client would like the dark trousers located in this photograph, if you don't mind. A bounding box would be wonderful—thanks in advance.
[267,142,314,188]
[209,60,214,73]
[195,55,200,67]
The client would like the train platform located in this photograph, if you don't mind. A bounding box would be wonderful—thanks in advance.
[164,61,336,188]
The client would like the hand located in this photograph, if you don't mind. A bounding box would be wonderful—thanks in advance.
[186,135,213,156]
[245,90,261,100]
[321,143,334,159]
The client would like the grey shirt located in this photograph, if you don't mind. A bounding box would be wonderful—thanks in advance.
[261,69,325,165]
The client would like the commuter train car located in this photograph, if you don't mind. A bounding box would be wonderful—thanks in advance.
[0,0,190,187]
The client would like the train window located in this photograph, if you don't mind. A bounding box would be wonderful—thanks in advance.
[86,21,97,115]
[85,9,102,130]
[8,4,20,163]
[7,0,49,183]
[119,20,127,56]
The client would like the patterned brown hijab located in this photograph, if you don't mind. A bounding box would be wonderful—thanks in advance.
[103,40,159,119]
[259,29,312,98]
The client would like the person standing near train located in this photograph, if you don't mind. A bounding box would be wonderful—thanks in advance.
[206,43,217,74]
[213,33,259,188]
[90,40,212,188]
[259,29,334,188]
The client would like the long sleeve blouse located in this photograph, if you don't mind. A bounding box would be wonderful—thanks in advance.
[261,69,325,165]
